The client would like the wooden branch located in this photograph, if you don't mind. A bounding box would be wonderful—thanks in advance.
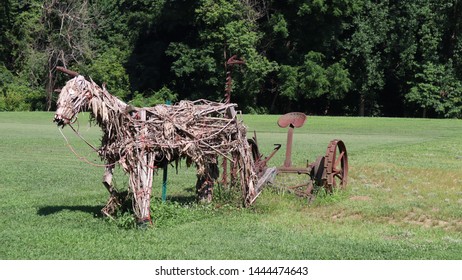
[56,66,80,77]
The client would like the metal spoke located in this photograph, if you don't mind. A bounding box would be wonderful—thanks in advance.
[334,151,344,169]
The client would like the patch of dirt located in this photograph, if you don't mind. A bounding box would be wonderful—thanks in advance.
[331,210,363,220]
[400,212,461,231]
[382,209,462,232]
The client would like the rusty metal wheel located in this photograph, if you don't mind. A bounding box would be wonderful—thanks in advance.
[324,139,348,192]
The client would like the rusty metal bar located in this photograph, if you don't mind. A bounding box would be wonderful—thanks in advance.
[224,55,245,104]
[283,124,294,167]
[259,144,281,168]
[277,166,311,174]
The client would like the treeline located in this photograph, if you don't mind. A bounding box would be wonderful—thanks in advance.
[1,0,462,117]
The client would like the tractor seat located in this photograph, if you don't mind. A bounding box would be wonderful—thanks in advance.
[277,112,307,128]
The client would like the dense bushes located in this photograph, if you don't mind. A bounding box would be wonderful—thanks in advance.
[0,65,44,111]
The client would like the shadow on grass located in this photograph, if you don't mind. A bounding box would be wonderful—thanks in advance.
[167,195,197,205]
[37,205,105,218]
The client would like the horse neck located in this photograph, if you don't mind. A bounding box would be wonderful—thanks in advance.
[88,83,127,127]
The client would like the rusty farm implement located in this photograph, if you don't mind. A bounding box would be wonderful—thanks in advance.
[248,112,348,202]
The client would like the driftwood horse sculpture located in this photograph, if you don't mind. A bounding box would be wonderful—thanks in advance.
[54,73,257,223]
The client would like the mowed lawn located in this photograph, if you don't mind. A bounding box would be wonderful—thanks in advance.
[0,112,461,259]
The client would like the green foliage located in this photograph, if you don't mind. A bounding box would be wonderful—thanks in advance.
[278,65,299,101]
[240,50,277,103]
[0,1,11,66]
[407,62,445,113]
[150,200,216,228]
[0,64,13,86]
[298,0,362,17]
[269,13,289,38]
[326,60,352,100]
[407,62,462,118]
[90,0,136,51]
[167,43,216,78]
[0,84,36,111]
[84,48,130,99]
[213,183,251,206]
[167,0,275,107]
[108,211,137,230]
[245,105,270,115]
[300,52,331,98]
[276,52,351,103]
[0,65,44,111]
[195,0,237,26]
[344,0,389,115]
[129,86,178,107]
[1,0,462,117]
[3,0,43,70]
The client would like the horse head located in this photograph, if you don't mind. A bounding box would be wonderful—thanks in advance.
[54,75,92,127]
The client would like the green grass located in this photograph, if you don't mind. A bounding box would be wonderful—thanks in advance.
[0,112,461,259]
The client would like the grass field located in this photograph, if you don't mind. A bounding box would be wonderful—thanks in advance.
[0,112,461,259]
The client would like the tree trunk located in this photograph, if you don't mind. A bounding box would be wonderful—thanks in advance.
[46,66,55,111]
[270,90,278,113]
[359,94,365,116]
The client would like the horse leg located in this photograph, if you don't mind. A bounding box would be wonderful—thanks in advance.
[196,162,219,203]
[131,152,154,225]
[102,165,116,195]
[196,175,211,203]
[101,164,125,217]
[221,157,228,187]
[227,153,238,187]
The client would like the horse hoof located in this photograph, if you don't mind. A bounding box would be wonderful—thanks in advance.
[136,219,151,229]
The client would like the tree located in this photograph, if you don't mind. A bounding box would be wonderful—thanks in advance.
[384,0,458,117]
[166,0,275,111]
[344,0,389,116]
[39,0,94,110]
[407,61,462,118]
[0,0,12,67]
[0,0,47,111]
